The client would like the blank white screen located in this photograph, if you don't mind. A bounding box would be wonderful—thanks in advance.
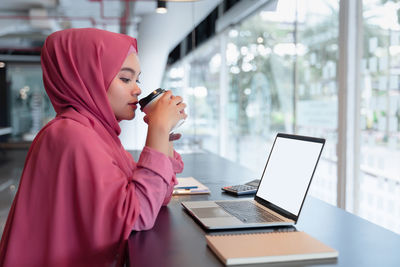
[256,136,323,215]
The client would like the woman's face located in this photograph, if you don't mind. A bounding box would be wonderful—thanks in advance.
[107,52,142,121]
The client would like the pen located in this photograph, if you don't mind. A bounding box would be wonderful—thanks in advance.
[175,186,198,189]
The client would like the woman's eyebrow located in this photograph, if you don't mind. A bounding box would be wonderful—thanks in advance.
[120,67,135,75]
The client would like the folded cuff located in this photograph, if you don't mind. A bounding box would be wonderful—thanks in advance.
[137,146,174,184]
[169,150,184,173]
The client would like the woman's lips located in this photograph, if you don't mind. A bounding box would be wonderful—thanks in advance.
[129,101,138,110]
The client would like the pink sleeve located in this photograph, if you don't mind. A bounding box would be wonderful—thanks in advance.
[170,150,184,173]
[161,150,184,206]
[131,147,182,231]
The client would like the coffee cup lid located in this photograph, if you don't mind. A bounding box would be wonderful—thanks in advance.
[139,88,165,111]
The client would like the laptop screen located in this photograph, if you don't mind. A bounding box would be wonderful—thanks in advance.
[256,134,324,216]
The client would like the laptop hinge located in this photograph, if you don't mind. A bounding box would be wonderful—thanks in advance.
[254,195,298,222]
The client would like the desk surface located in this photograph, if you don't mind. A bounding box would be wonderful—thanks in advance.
[127,152,400,267]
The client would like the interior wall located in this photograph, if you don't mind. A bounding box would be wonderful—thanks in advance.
[119,0,222,150]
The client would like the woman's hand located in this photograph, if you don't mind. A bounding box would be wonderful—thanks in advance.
[144,91,187,156]
[144,91,187,132]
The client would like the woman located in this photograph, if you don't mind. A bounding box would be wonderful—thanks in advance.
[0,28,186,266]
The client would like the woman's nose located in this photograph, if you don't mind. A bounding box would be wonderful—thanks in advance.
[132,84,141,96]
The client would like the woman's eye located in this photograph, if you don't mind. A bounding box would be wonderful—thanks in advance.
[136,80,141,84]
[120,78,131,83]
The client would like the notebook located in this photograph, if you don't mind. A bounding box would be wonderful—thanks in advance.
[173,177,210,195]
[206,231,338,265]
[181,133,325,230]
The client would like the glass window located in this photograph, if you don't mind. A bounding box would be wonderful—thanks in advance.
[296,0,339,205]
[224,1,295,175]
[7,63,55,142]
[163,0,340,205]
[161,0,400,235]
[162,37,221,153]
[187,38,221,153]
[361,0,400,234]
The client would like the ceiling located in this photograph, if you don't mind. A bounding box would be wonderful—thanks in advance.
[0,0,184,52]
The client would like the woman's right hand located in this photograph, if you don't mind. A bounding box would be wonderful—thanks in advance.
[144,90,187,133]
[144,90,187,156]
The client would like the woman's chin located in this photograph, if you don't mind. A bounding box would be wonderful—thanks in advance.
[127,113,135,121]
[115,112,135,121]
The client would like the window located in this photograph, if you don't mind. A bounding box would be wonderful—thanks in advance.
[162,37,221,153]
[296,0,339,205]
[7,63,55,141]
[162,0,400,234]
[360,0,400,233]
[223,1,295,175]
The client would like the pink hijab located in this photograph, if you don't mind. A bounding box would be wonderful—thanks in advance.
[0,28,140,266]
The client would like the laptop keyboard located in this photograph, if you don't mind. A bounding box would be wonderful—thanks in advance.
[215,201,284,223]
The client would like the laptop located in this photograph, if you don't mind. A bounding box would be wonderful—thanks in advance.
[181,133,325,230]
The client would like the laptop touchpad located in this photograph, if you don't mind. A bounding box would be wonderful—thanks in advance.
[191,207,230,218]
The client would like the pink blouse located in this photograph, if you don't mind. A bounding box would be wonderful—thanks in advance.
[132,147,182,230]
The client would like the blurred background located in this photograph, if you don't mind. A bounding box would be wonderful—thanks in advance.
[0,0,399,236]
